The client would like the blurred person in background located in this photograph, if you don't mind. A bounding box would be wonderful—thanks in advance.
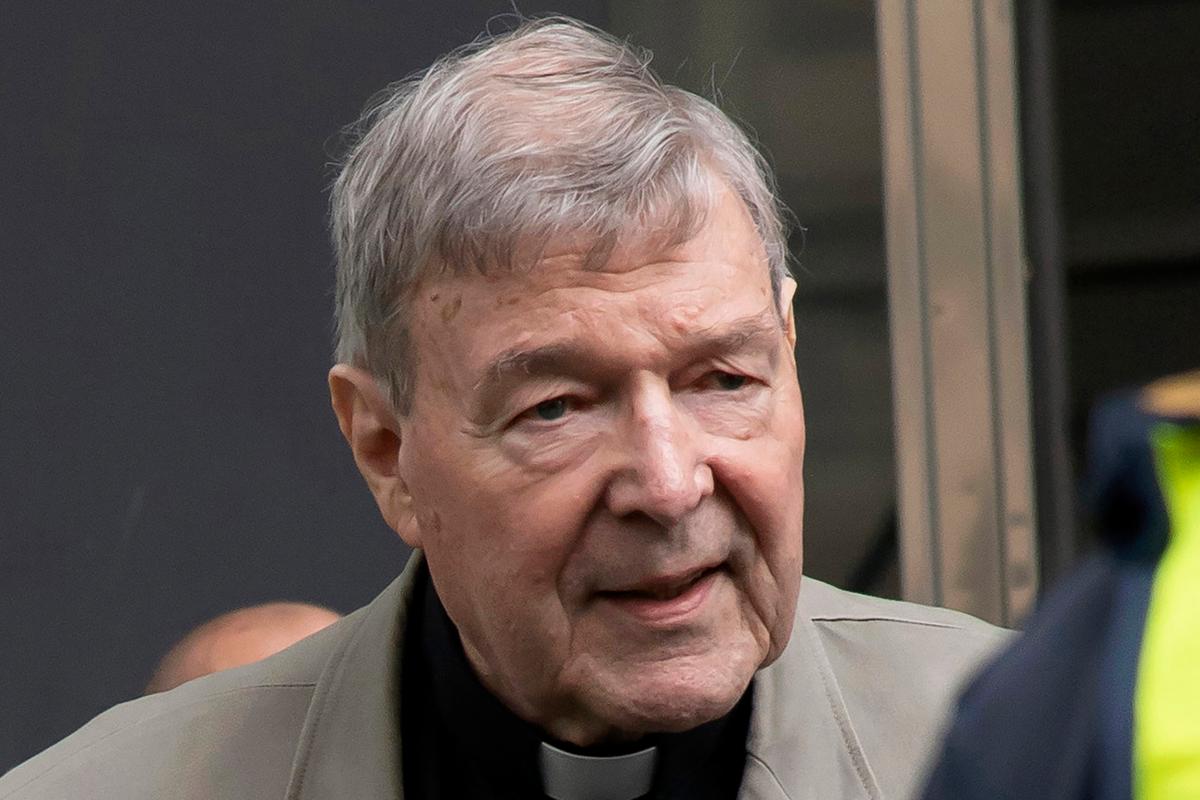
[144,602,341,694]
[921,370,1200,800]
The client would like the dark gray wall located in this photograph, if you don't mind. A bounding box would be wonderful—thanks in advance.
[0,1,605,773]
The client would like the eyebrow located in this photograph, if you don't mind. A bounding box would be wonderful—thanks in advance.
[469,309,783,422]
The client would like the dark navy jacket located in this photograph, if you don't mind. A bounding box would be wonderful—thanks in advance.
[922,391,1171,800]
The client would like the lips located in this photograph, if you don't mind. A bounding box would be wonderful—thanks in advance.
[607,565,720,601]
[595,563,725,623]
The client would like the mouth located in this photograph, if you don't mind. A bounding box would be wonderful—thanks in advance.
[595,563,726,624]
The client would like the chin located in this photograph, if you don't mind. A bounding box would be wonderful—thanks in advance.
[594,651,757,737]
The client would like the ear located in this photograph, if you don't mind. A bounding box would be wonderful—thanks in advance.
[780,276,798,351]
[328,364,423,548]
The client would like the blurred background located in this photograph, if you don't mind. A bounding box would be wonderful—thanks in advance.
[2,0,1198,773]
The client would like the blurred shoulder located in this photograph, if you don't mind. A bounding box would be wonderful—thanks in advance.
[0,611,358,800]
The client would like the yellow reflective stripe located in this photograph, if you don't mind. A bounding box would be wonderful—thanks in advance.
[1135,424,1200,800]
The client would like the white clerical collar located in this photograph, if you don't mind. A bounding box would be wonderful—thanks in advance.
[539,741,658,800]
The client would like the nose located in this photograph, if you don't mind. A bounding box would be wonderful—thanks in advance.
[604,381,715,526]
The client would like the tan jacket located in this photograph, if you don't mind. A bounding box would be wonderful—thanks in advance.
[0,555,1006,800]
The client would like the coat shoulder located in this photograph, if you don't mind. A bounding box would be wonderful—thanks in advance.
[800,576,1007,636]
[798,577,1010,709]
[0,612,357,800]
[798,578,1012,799]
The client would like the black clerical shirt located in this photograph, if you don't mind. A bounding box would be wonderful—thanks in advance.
[400,565,752,799]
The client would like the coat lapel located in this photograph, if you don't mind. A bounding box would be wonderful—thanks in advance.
[740,588,882,800]
[285,554,424,800]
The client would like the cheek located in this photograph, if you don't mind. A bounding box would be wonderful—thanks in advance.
[710,385,805,530]
[708,397,805,627]
[714,437,803,565]
[407,427,603,596]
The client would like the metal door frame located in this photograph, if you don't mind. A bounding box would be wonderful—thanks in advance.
[876,0,1038,625]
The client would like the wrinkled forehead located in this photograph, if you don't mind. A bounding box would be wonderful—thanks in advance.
[407,188,777,381]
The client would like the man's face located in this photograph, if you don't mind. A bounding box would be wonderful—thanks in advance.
[397,188,805,745]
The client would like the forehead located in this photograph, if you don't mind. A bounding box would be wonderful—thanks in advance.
[410,190,773,383]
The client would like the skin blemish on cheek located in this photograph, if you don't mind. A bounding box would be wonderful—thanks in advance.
[430,292,440,302]
[429,510,442,533]
[441,295,463,323]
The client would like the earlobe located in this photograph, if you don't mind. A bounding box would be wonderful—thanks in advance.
[328,364,423,548]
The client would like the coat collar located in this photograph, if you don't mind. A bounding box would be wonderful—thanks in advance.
[286,554,879,800]
[285,554,419,800]
[742,612,882,799]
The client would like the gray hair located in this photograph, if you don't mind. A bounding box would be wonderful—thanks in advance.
[331,16,790,413]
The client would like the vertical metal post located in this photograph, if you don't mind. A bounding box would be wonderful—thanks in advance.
[1017,0,1077,589]
[876,0,1038,625]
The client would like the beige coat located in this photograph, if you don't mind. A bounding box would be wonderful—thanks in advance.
[0,555,1006,800]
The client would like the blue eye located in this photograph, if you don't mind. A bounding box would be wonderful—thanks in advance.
[714,372,747,391]
[533,398,569,421]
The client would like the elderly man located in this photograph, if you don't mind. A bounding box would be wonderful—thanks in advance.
[0,18,1003,800]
